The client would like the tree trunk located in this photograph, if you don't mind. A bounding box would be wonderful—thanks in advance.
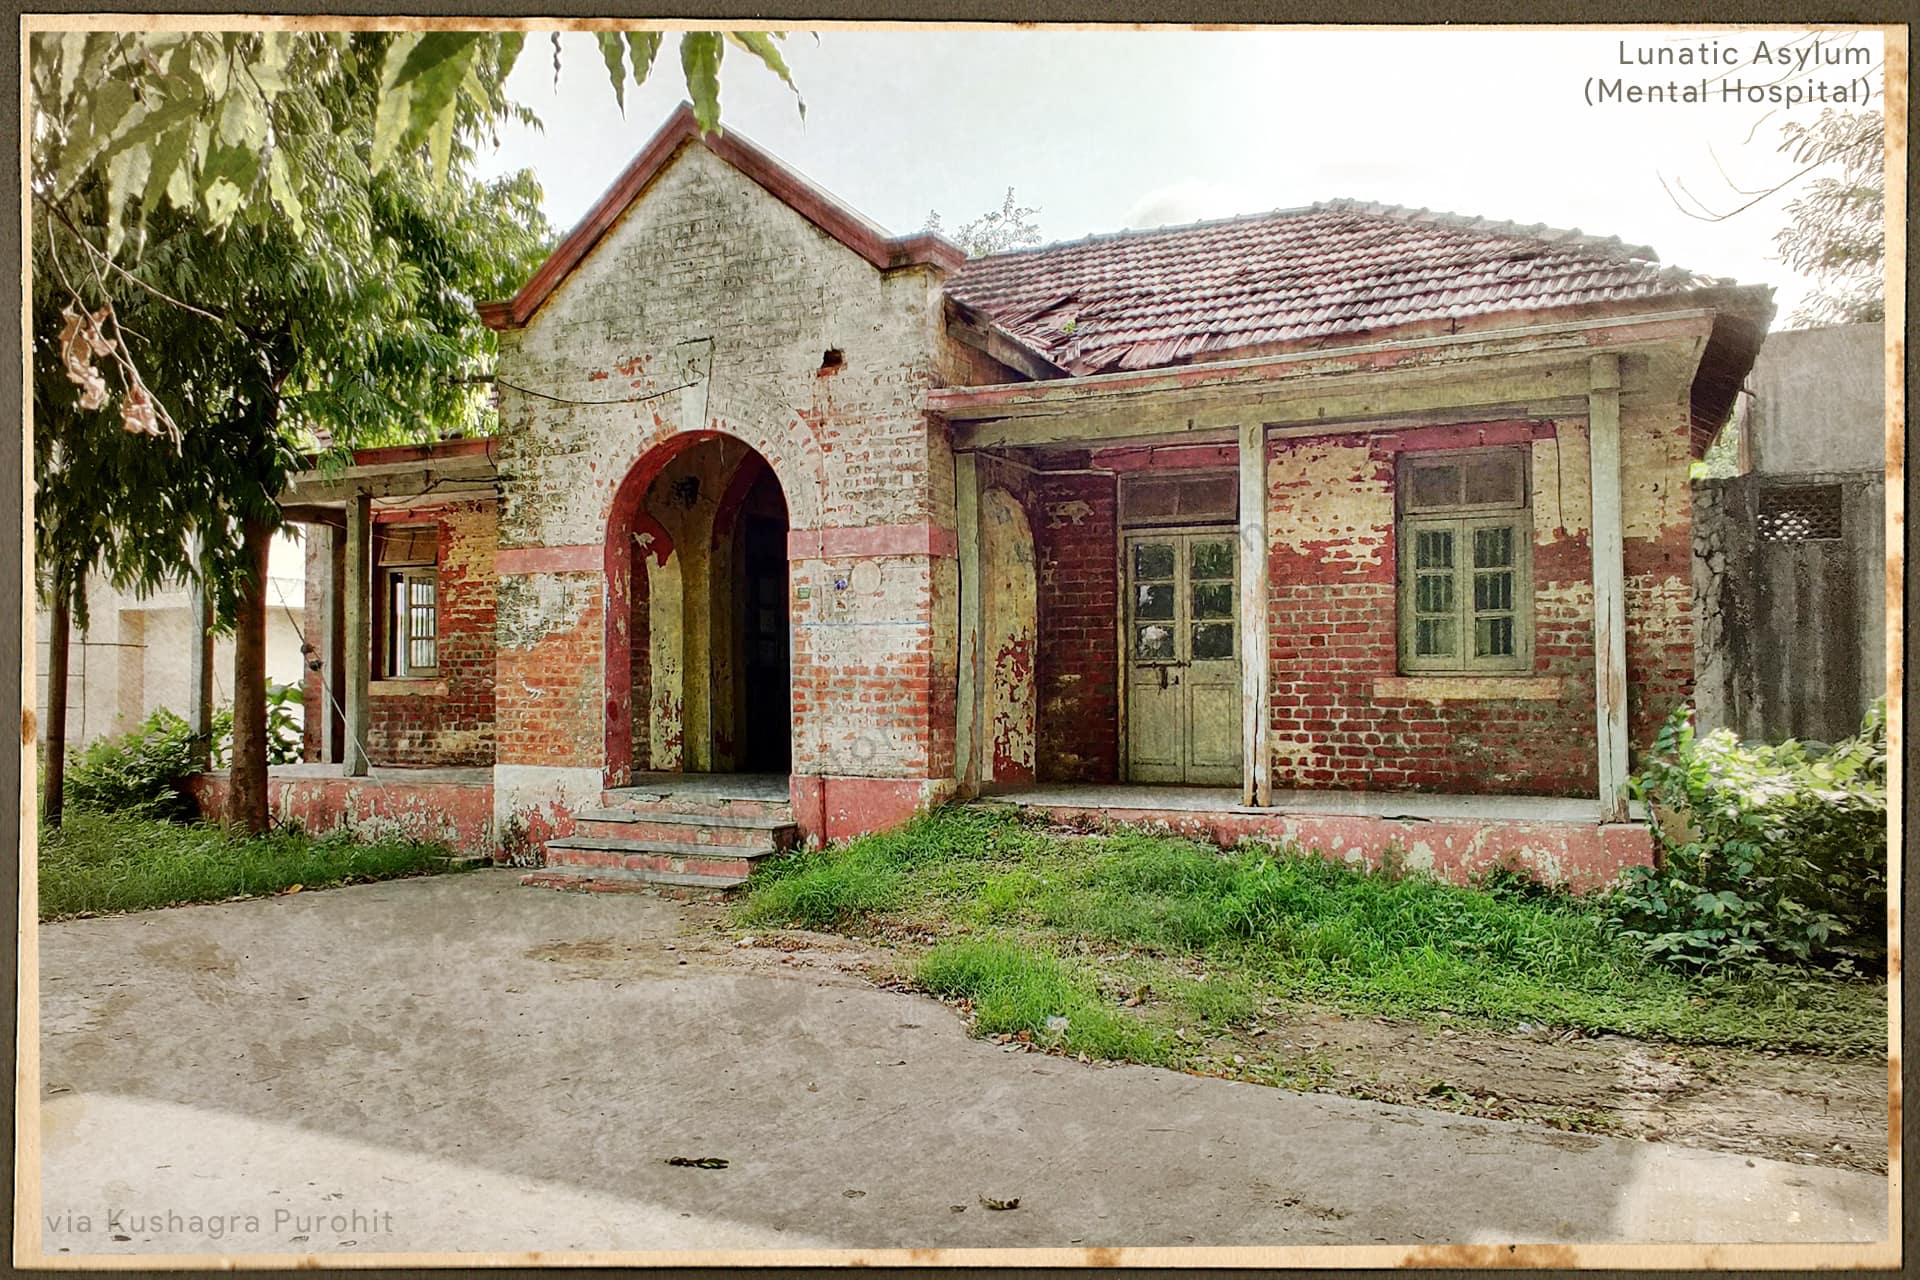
[229,515,272,834]
[42,565,74,828]
[186,530,215,774]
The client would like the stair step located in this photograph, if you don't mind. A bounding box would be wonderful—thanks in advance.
[572,821,787,853]
[580,807,795,830]
[547,836,780,861]
[521,868,744,894]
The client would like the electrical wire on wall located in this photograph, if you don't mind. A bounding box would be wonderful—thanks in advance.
[481,336,716,409]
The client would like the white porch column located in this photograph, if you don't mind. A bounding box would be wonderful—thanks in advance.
[1588,354,1630,821]
[1238,420,1271,806]
[343,489,372,777]
[955,453,984,795]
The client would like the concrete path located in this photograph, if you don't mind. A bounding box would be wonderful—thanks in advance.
[31,871,1889,1261]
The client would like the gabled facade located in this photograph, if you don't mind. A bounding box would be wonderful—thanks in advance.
[239,106,1774,890]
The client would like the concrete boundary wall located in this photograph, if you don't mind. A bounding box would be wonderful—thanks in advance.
[1693,471,1885,743]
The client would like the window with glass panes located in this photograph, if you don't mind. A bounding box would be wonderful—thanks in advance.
[1396,448,1532,673]
[375,525,438,679]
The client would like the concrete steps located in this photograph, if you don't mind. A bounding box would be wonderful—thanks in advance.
[524,789,798,895]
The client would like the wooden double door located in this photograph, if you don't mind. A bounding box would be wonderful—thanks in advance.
[1124,527,1242,785]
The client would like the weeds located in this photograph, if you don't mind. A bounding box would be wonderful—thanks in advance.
[40,808,460,920]
[737,807,1884,1055]
[915,936,1170,1064]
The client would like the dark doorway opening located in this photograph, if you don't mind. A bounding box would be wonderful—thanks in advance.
[734,466,791,774]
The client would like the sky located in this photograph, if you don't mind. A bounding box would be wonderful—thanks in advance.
[472,26,1889,324]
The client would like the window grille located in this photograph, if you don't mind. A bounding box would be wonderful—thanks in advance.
[1756,485,1843,542]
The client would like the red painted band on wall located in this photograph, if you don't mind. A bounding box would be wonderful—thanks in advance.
[789,522,959,560]
[496,543,603,575]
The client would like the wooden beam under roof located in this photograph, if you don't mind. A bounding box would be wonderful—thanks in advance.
[946,301,1067,384]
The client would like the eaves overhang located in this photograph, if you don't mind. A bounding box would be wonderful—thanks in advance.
[929,309,1720,427]
[479,104,965,333]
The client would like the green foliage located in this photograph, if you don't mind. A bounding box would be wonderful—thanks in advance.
[735,807,1023,928]
[916,937,1170,1063]
[1775,108,1885,328]
[63,708,200,821]
[30,37,555,628]
[738,807,1883,1054]
[60,684,305,820]
[39,807,458,920]
[1693,411,1742,480]
[1614,702,1887,973]
[262,682,305,765]
[206,682,304,768]
[30,30,801,252]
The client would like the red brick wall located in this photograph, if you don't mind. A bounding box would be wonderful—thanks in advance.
[1031,471,1120,782]
[1624,532,1696,750]
[361,499,499,767]
[788,555,947,780]
[1265,424,1601,796]
[495,571,604,768]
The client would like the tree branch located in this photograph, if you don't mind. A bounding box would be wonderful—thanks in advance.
[41,193,241,332]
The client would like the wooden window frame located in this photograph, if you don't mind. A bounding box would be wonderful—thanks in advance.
[1118,469,1239,528]
[1396,447,1533,675]
[374,525,439,680]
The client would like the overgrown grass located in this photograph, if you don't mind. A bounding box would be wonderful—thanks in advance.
[39,808,463,921]
[916,937,1172,1064]
[738,808,1885,1055]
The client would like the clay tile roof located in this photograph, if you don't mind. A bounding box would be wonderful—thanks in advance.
[946,199,1749,376]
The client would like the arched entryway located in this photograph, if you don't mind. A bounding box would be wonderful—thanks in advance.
[604,432,792,788]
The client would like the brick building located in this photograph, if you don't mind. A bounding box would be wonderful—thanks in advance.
[218,106,1773,891]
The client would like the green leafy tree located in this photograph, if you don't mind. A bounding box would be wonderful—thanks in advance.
[31,29,798,254]
[1773,108,1884,328]
[31,27,800,830]
[30,34,553,828]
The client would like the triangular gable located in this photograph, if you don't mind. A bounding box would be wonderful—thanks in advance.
[479,104,965,331]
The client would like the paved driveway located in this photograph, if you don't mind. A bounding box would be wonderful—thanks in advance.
[31,871,1889,1262]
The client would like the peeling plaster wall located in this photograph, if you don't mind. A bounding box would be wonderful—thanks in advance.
[495,142,944,548]
[360,499,499,767]
[1021,799,1651,892]
[1618,362,1700,753]
[493,763,603,857]
[489,141,955,837]
[791,555,943,777]
[1264,394,1691,797]
[980,485,1038,782]
[494,570,604,768]
[190,773,494,855]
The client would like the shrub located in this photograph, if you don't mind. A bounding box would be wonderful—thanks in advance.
[64,709,201,821]
[39,808,456,919]
[207,682,305,768]
[1611,701,1887,972]
[62,683,307,821]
